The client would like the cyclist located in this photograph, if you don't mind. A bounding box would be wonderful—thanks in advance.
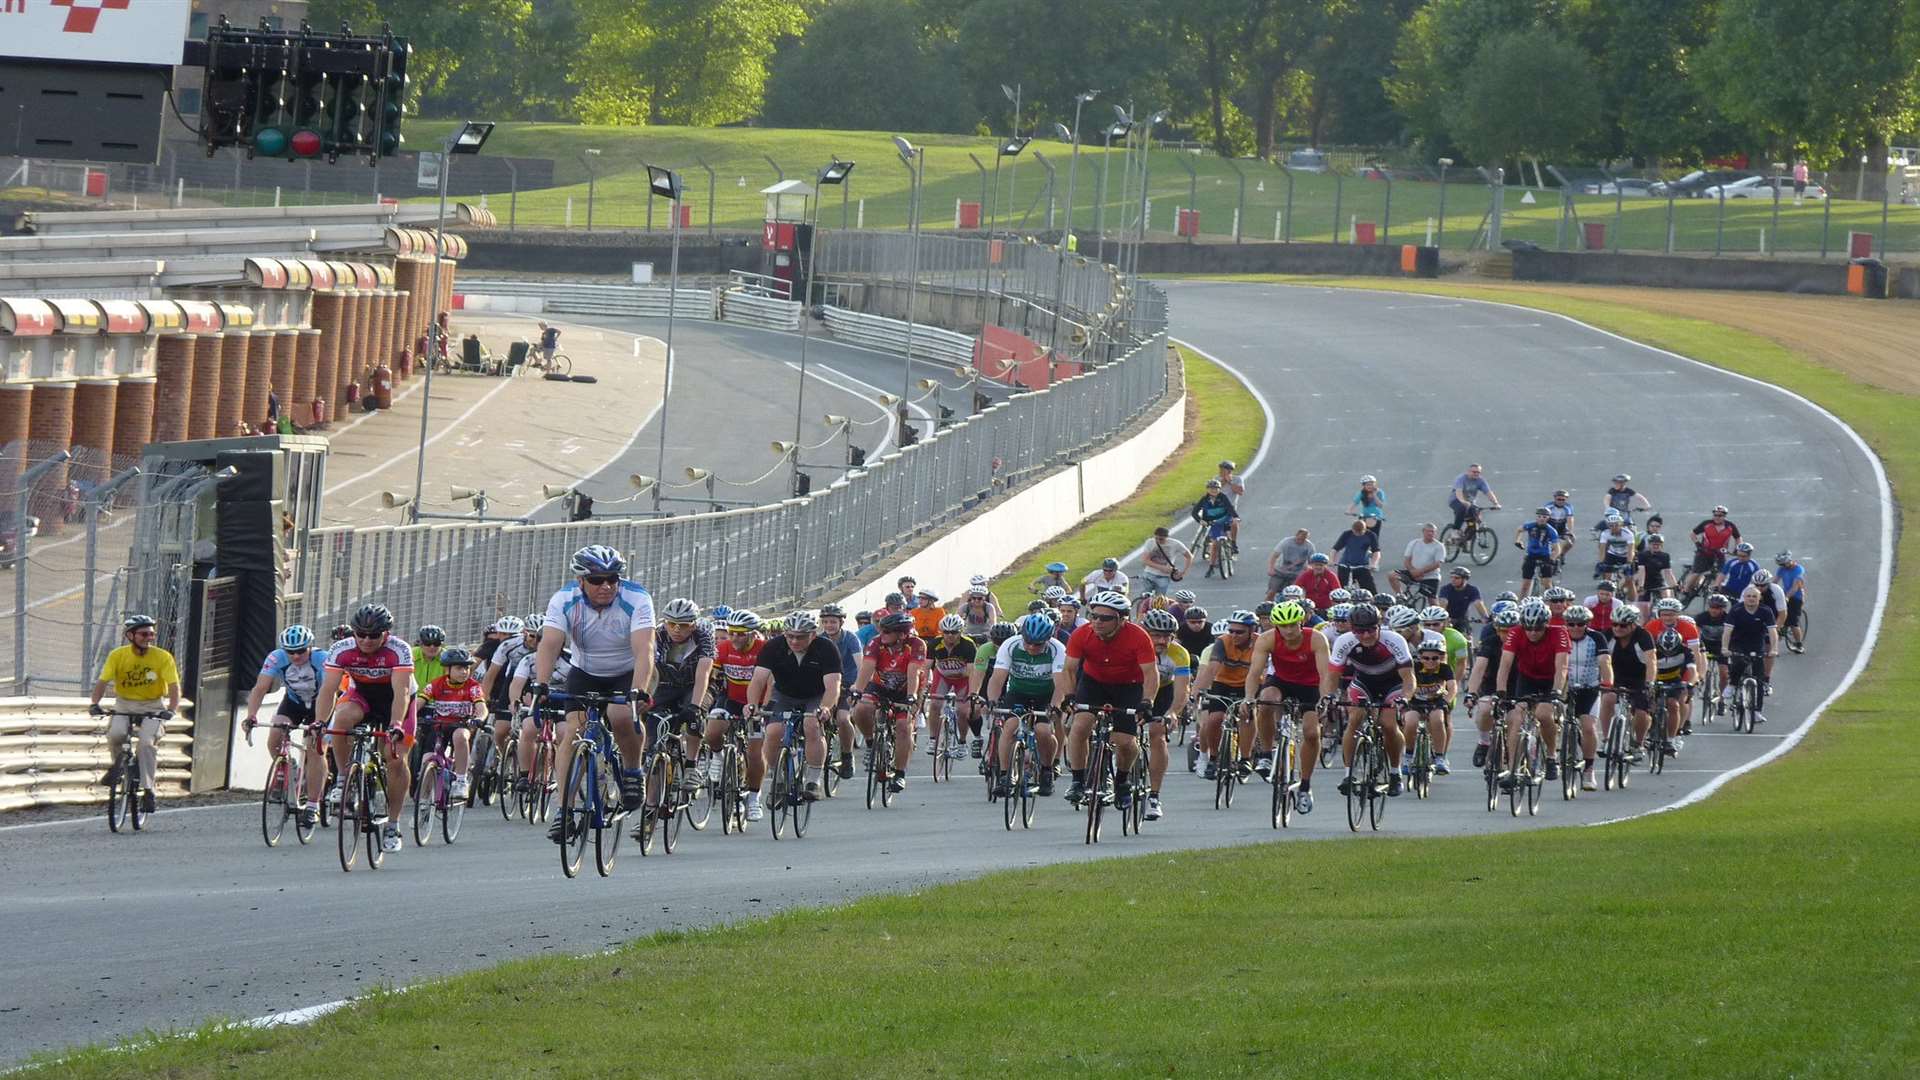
[1773,552,1808,651]
[746,611,844,801]
[1543,490,1576,558]
[1696,593,1732,715]
[530,545,658,843]
[1266,527,1316,602]
[988,612,1069,799]
[1062,591,1159,810]
[478,615,529,764]
[1190,480,1239,576]
[1404,636,1455,777]
[928,615,980,759]
[1420,605,1466,773]
[91,614,182,817]
[1724,586,1779,727]
[1541,585,1576,626]
[1176,605,1214,659]
[1633,532,1679,607]
[1139,526,1194,601]
[1323,603,1415,797]
[1139,608,1192,819]
[418,647,485,799]
[1752,569,1789,633]
[849,611,929,795]
[1493,600,1570,788]
[817,604,865,777]
[1168,589,1200,623]
[650,598,715,786]
[707,610,767,819]
[1466,605,1521,767]
[1295,552,1343,611]
[1685,506,1741,597]
[1447,462,1503,530]
[1030,561,1070,595]
[1081,557,1130,601]
[508,625,572,799]
[1391,521,1447,601]
[1583,578,1623,635]
[1595,513,1637,595]
[1190,609,1258,780]
[1331,517,1381,592]
[1601,473,1652,527]
[536,320,561,369]
[1513,507,1562,599]
[1599,606,1657,761]
[1249,599,1332,812]
[1562,604,1607,790]
[954,586,1000,641]
[407,625,447,776]
[1437,567,1486,632]
[1215,460,1247,553]
[910,588,947,645]
[314,604,415,854]
[1651,628,1697,754]
[1645,597,1703,730]
[243,625,328,828]
[1349,474,1387,535]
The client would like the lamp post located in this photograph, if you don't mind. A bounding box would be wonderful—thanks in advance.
[1125,112,1164,328]
[644,163,685,512]
[991,135,1029,322]
[581,148,600,231]
[1436,157,1453,249]
[1000,83,1022,243]
[892,136,926,440]
[1096,117,1132,266]
[409,120,494,524]
[1050,90,1095,356]
[790,158,855,498]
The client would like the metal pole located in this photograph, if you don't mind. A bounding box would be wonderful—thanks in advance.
[1771,165,1782,256]
[1006,86,1022,237]
[1051,101,1085,354]
[14,452,68,693]
[584,156,596,231]
[1225,157,1245,243]
[1436,163,1449,248]
[653,183,682,513]
[1332,171,1344,243]
[1382,170,1393,240]
[409,140,453,523]
[1282,162,1294,242]
[1878,155,1891,257]
[79,465,141,685]
[1096,128,1114,262]
[901,152,924,426]
[791,188,815,499]
[504,159,517,232]
[1714,186,1725,256]
[1819,171,1832,258]
[1612,168,1624,252]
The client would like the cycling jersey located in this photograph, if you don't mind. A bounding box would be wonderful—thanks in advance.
[1604,629,1656,684]
[1266,629,1322,687]
[1775,563,1806,596]
[258,647,324,708]
[1441,626,1471,674]
[1191,492,1236,525]
[1566,628,1605,688]
[1521,522,1560,557]
[1598,527,1636,561]
[1065,622,1156,685]
[543,580,656,678]
[1352,487,1386,524]
[1604,485,1640,521]
[1583,595,1622,634]
[1645,615,1700,648]
[1437,582,1480,626]
[822,628,863,688]
[1653,641,1693,683]
[420,675,485,722]
[1328,630,1413,680]
[1720,558,1760,596]
[1471,629,1503,695]
[1544,501,1574,531]
[910,605,947,641]
[1411,661,1453,701]
[1155,641,1193,684]
[412,646,446,698]
[654,624,716,687]
[1725,605,1777,653]
[864,634,927,694]
[1295,567,1343,611]
[994,637,1065,699]
[484,637,530,709]
[325,638,413,688]
[1694,613,1729,655]
[512,648,572,687]
[1693,519,1741,554]
[1080,570,1130,596]
[754,634,844,700]
[929,637,978,686]
[1635,547,1673,586]
[1502,625,1571,682]
[955,601,997,639]
[1206,635,1255,692]
[714,636,764,704]
[99,645,179,703]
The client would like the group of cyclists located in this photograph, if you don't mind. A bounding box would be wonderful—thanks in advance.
[90,457,1809,857]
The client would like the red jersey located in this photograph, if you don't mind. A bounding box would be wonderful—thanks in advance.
[1266,628,1322,687]
[1502,625,1571,681]
[421,675,485,722]
[1645,615,1699,646]
[1694,520,1739,554]
[863,634,927,693]
[1066,621,1157,685]
[714,636,764,704]
[1295,567,1342,611]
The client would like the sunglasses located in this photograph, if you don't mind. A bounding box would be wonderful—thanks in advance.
[583,574,620,586]
[287,647,310,656]
[784,630,813,639]
[1089,614,1121,624]
[1355,627,1378,635]
[354,631,384,640]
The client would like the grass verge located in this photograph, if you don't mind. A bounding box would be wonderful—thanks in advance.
[23,294,1919,1079]
[992,345,1262,596]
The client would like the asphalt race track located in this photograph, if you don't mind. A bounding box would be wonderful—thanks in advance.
[0,282,1886,1066]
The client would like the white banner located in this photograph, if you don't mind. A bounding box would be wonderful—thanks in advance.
[0,0,193,67]
[416,152,442,191]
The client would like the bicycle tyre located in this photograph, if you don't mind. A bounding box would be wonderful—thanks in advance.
[262,758,290,848]
[1272,729,1296,829]
[1483,734,1503,812]
[1002,750,1018,831]
[719,749,740,835]
[558,756,589,878]
[337,762,363,872]
[126,757,147,831]
[594,754,624,875]
[1794,608,1810,652]
[769,754,790,840]
[549,354,572,376]
[878,729,896,808]
[1412,728,1432,800]
[106,753,128,833]
[931,721,950,783]
[1469,526,1498,566]
[1525,736,1543,816]
[792,754,812,838]
[1561,734,1579,802]
[1085,746,1106,846]
[412,764,438,848]
[500,736,519,820]
[1346,741,1367,832]
[1508,733,1526,818]
[821,730,842,799]
[1438,525,1464,561]
[443,771,466,844]
[683,754,712,831]
[1019,746,1036,828]
[363,769,386,870]
[1366,741,1385,831]
[533,741,554,823]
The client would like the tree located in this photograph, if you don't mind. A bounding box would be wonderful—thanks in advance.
[1444,28,1601,166]
[307,0,536,119]
[762,0,975,131]
[1306,0,1422,146]
[572,0,810,125]
[1572,0,1723,167]
[1385,0,1560,154]
[951,0,1179,135]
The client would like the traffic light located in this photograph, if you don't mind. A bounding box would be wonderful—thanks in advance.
[377,43,411,157]
[190,20,412,164]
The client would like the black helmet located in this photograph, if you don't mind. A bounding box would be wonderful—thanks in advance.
[878,612,914,631]
[819,603,846,619]
[350,603,394,635]
[330,624,354,642]
[440,647,473,666]
[989,621,1018,645]
[416,624,446,646]
[1347,603,1380,629]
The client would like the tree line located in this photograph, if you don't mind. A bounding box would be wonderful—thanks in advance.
[317,0,1919,174]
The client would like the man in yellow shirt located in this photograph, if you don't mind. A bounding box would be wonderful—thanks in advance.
[90,614,182,814]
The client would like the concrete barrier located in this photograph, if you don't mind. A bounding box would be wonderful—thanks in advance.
[1512,249,1857,295]
[1893,264,1920,300]
[461,231,765,277]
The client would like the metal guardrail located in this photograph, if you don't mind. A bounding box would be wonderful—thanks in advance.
[0,698,195,811]
[822,305,976,367]
[718,287,803,332]
[458,279,718,319]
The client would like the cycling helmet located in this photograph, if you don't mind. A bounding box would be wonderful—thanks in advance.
[1329,588,1353,604]
[1646,515,1664,527]
[1281,585,1306,601]
[1045,561,1068,574]
[877,611,913,632]
[967,585,990,598]
[1350,589,1374,605]
[415,624,446,646]
[493,615,526,636]
[1490,600,1517,617]
[1654,597,1683,617]
[522,614,545,633]
[1059,596,1082,609]
[1553,489,1569,499]
[1712,505,1729,515]
[123,613,157,632]
[1707,593,1731,609]
[1593,579,1616,593]
[1420,605,1450,624]
[1328,603,1353,622]
[1536,506,1554,517]
[1519,601,1551,630]
[441,647,473,667]
[1613,606,1642,625]
[1226,609,1259,628]
[1027,599,1051,614]
[1042,586,1069,603]
[1646,534,1665,545]
[1359,474,1377,484]
[819,603,846,619]
[711,604,733,621]
[727,610,764,634]
[786,610,819,633]
[1143,609,1179,633]
[1102,557,1120,570]
[570,544,627,578]
[1211,619,1230,636]
[1088,591,1130,614]
[1450,566,1471,579]
[1299,599,1317,616]
[990,621,1018,645]
[1493,607,1522,629]
[1386,606,1419,630]
[1205,478,1222,490]
[1347,604,1380,629]
[1270,601,1306,627]
[1657,629,1684,652]
[1253,602,1274,622]
[1613,473,1630,483]
[350,603,393,635]
[331,624,354,642]
[661,598,700,624]
[854,611,872,623]
[1173,589,1199,604]
[916,588,939,603]
[1309,553,1330,565]
[762,617,787,634]
[1564,604,1592,624]
[938,614,964,633]
[1185,606,1209,623]
[1019,613,1055,643]
[696,617,715,635]
[1775,551,1794,566]
[1495,591,1519,605]
[1753,569,1773,586]
[884,592,906,609]
[970,574,990,586]
[279,625,314,651]
[1416,636,1446,656]
[1220,460,1238,471]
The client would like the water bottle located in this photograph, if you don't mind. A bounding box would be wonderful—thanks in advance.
[369,785,387,824]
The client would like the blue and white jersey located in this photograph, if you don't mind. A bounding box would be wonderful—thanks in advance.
[259,647,325,708]
[543,580,657,677]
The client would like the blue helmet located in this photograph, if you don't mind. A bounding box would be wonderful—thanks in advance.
[279,625,314,651]
[1046,561,1068,574]
[710,604,732,621]
[1019,612,1055,643]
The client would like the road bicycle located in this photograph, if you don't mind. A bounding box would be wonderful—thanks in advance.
[1727,652,1767,734]
[765,708,816,840]
[633,706,699,853]
[1697,655,1723,727]
[1786,603,1810,653]
[1202,694,1245,810]
[1404,699,1441,800]
[556,691,632,879]
[928,691,965,783]
[712,707,753,835]
[515,703,560,824]
[1646,683,1685,775]
[469,722,505,808]
[101,707,168,834]
[1268,697,1303,829]
[411,715,473,847]
[1439,506,1499,566]
[1481,699,1510,812]
[1342,696,1390,832]
[334,723,392,872]
[1600,694,1635,792]
[1078,705,1141,845]
[247,717,317,847]
[998,706,1043,831]
[865,693,915,809]
[1500,694,1549,818]
[1557,698,1584,801]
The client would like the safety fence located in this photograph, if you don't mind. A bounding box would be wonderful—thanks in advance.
[820,307,977,368]
[456,279,718,320]
[0,697,195,811]
[717,288,803,332]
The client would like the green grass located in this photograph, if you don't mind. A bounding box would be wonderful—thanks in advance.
[992,345,1262,596]
[412,120,1920,259]
[22,295,1920,1078]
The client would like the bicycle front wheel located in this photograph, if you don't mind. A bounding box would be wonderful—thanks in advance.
[769,755,790,840]
[126,758,147,831]
[1272,730,1296,829]
[337,762,363,872]
[412,764,439,848]
[1346,744,1367,832]
[442,771,467,843]
[261,758,291,847]
[593,755,623,876]
[363,770,386,869]
[558,756,589,878]
[106,755,129,833]
[549,353,572,376]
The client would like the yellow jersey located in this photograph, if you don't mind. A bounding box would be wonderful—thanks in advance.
[98,644,180,702]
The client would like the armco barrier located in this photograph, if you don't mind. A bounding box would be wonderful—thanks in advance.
[718,288,802,331]
[1512,249,1857,295]
[0,698,194,811]
[821,306,976,367]
[456,279,718,319]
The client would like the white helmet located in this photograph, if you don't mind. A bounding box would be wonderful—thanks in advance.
[492,615,525,635]
[661,597,700,623]
[938,614,964,632]
[1281,585,1306,601]
[1088,590,1130,614]
[1386,606,1420,630]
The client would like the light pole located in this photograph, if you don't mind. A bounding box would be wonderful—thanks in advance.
[1050,90,1095,355]
[992,135,1029,323]
[1436,157,1453,249]
[1096,117,1132,266]
[581,148,600,231]
[1124,112,1165,330]
[1000,83,1022,244]
[644,162,684,512]
[410,120,494,523]
[892,136,926,441]
[790,158,855,498]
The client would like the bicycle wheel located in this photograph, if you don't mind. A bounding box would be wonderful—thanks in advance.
[682,753,712,831]
[1483,735,1503,812]
[1272,729,1296,829]
[821,730,842,799]
[412,764,439,848]
[1438,525,1464,561]
[1525,736,1543,816]
[1366,743,1385,831]
[769,753,790,840]
[1220,542,1235,580]
[500,736,519,820]
[363,770,386,870]
[878,729,896,808]
[1697,667,1718,726]
[1508,734,1527,818]
[1346,741,1368,832]
[1318,724,1338,769]
[719,749,740,835]
[548,353,572,377]
[594,755,623,876]
[1793,608,1810,652]
[1561,734,1579,801]
[1213,740,1232,810]
[1412,729,1432,800]
[532,741,554,823]
[558,756,590,878]
[337,762,363,872]
[1084,748,1106,845]
[931,721,951,783]
[127,758,147,831]
[1469,525,1498,566]
[261,758,291,848]
[442,768,467,844]
[105,753,128,833]
[1003,751,1022,831]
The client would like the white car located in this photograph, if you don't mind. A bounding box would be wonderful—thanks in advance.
[1700,176,1767,199]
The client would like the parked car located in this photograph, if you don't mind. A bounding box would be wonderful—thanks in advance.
[1746,175,1828,200]
[1651,169,1755,198]
[1284,148,1329,173]
[1700,175,1769,199]
[1578,178,1657,197]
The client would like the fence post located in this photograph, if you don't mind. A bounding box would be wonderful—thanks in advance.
[1714,187,1726,256]
[14,451,69,694]
[1281,162,1294,242]
[1331,170,1343,243]
[1819,172,1832,258]
[1770,166,1783,257]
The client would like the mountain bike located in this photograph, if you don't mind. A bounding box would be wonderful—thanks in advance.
[1728,652,1766,734]
[411,715,473,847]
[1439,506,1499,566]
[334,724,392,872]
[556,691,631,879]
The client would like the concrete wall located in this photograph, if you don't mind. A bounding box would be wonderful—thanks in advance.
[462,231,767,277]
[1512,249,1855,294]
[1133,239,1422,276]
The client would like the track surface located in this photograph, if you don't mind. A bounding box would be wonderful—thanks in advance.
[0,282,1883,1066]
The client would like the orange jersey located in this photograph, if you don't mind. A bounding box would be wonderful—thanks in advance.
[910,605,947,640]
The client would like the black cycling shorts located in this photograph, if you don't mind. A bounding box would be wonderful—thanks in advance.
[996,690,1055,717]
[1151,684,1175,718]
[1072,678,1145,736]
[1521,554,1558,580]
[275,696,317,725]
[564,668,633,705]
[1689,551,1722,575]
[1261,678,1320,709]
[1568,686,1601,717]
[1511,673,1558,702]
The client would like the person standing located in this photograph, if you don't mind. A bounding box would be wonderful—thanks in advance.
[1792,159,1810,205]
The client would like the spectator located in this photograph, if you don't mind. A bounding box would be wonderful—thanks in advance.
[1792,159,1810,205]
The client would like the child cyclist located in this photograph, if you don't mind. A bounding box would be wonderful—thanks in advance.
[1403,636,1455,777]
[418,647,487,800]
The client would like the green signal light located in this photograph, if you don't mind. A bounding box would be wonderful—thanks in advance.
[254,127,290,157]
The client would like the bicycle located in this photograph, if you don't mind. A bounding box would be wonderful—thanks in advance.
[928,691,964,783]
[468,722,503,808]
[1697,656,1723,727]
[1482,700,1510,812]
[1786,603,1810,654]
[555,691,632,879]
[410,714,472,847]
[865,695,913,810]
[247,717,317,847]
[1203,525,1235,579]
[1202,694,1244,810]
[1269,698,1303,829]
[1342,696,1390,832]
[1727,652,1766,734]
[1079,705,1140,845]
[333,723,392,872]
[1405,701,1439,801]
[515,703,560,824]
[1439,506,1499,566]
[712,707,753,835]
[1501,695,1548,818]
[1557,699,1583,801]
[636,706,702,853]
[1646,683,1685,775]
[102,707,168,834]
[1599,694,1634,792]
[999,706,1042,831]
[1120,714,1154,837]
